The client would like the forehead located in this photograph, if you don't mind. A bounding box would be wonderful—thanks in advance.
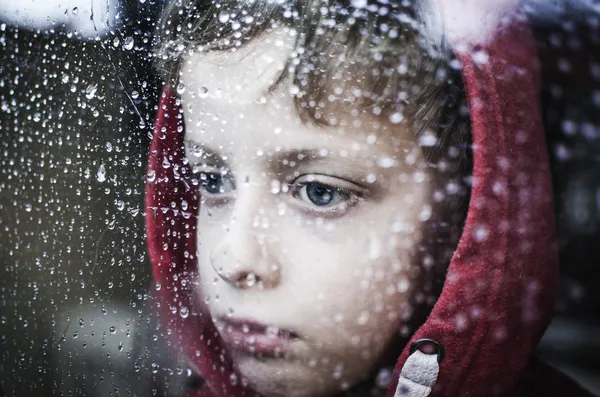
[180,29,296,104]
[179,30,414,151]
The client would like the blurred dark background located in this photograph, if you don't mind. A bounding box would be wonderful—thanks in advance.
[1,0,599,396]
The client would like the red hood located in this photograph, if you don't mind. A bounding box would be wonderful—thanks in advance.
[145,3,558,396]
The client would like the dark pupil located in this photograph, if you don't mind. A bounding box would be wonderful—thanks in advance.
[203,173,222,194]
[306,182,334,206]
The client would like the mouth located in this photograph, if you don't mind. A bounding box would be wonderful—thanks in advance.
[216,316,300,358]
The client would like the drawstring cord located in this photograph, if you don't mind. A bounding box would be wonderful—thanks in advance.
[394,339,444,397]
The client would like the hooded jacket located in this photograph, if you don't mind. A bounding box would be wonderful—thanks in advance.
[145,1,595,396]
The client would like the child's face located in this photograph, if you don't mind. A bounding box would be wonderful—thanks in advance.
[181,31,432,397]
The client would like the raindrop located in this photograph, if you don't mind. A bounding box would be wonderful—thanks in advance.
[351,0,368,8]
[419,131,438,147]
[105,142,113,152]
[376,156,396,168]
[109,326,116,334]
[85,83,98,100]
[180,306,189,319]
[356,311,369,325]
[146,169,156,182]
[246,273,256,287]
[266,326,279,338]
[397,277,409,293]
[72,7,78,15]
[418,205,432,222]
[368,233,381,259]
[198,86,209,98]
[97,164,107,182]
[131,90,139,99]
[176,82,186,95]
[229,373,238,386]
[270,179,281,194]
[123,37,134,51]
[389,112,404,124]
[472,50,490,65]
[219,12,230,23]
[375,368,392,389]
[113,37,120,47]
[24,203,32,212]
[473,225,489,242]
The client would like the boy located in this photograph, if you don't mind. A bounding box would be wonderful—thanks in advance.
[146,0,594,396]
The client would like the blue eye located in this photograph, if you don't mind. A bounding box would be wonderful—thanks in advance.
[304,182,338,206]
[200,172,235,196]
[297,181,350,208]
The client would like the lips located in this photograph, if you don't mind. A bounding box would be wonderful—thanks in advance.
[216,316,299,357]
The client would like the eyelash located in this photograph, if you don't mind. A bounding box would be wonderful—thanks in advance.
[192,169,364,216]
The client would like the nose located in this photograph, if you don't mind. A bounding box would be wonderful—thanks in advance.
[209,203,281,290]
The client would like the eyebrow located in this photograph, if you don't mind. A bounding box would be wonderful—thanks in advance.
[185,139,329,166]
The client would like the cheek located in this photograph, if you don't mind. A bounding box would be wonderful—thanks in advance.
[194,219,223,293]
[283,216,418,324]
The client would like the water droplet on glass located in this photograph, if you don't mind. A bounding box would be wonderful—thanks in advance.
[419,131,438,147]
[472,50,490,65]
[219,12,230,23]
[198,86,209,98]
[123,36,134,50]
[246,273,256,287]
[109,326,116,334]
[389,112,404,124]
[176,82,186,95]
[85,83,98,100]
[146,169,156,182]
[418,205,432,222]
[376,156,396,168]
[351,0,368,8]
[180,306,189,319]
[72,7,78,15]
[270,179,281,194]
[113,37,120,47]
[97,164,107,182]
[356,311,369,325]
[473,225,489,242]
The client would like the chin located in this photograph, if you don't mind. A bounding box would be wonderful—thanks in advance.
[234,353,342,397]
